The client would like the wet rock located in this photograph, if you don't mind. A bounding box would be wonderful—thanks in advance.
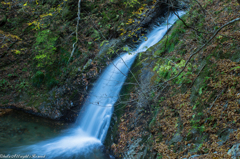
[83,59,93,70]
[228,143,240,159]
[124,138,143,159]
[50,110,61,120]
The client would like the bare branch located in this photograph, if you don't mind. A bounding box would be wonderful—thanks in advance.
[159,17,240,87]
[68,0,81,63]
[173,11,211,34]
[205,88,226,123]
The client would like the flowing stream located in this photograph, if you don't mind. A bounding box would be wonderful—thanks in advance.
[3,11,184,159]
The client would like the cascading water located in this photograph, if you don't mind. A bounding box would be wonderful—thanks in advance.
[6,11,185,158]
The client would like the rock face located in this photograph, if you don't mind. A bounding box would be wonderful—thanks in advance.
[36,63,101,121]
[0,60,101,121]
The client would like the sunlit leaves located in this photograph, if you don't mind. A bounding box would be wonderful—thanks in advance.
[12,50,21,54]
[123,0,140,8]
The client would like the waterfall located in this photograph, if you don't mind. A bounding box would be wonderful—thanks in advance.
[10,11,185,158]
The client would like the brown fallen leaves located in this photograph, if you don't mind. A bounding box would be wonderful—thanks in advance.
[112,0,240,158]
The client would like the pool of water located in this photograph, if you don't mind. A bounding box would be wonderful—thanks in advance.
[0,110,112,159]
[0,110,70,153]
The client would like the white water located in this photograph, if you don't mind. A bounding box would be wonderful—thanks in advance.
[12,11,185,158]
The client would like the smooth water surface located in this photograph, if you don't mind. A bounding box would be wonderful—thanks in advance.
[0,110,69,153]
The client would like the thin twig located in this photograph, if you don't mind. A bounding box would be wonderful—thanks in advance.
[205,88,226,123]
[208,88,226,112]
[173,11,211,34]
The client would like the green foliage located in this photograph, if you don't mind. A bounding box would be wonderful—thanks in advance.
[157,154,163,159]
[32,71,45,87]
[174,71,192,85]
[100,40,109,47]
[231,66,240,71]
[153,60,172,79]
[154,60,182,78]
[31,70,59,89]
[34,29,58,68]
[0,79,8,88]
[22,68,28,72]
[153,21,186,58]
[124,0,140,8]
[7,74,13,77]
[153,58,194,85]
[0,79,11,92]
[91,29,100,40]
[47,78,59,89]
[15,80,29,92]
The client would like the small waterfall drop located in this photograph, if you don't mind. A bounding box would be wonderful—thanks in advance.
[10,11,185,158]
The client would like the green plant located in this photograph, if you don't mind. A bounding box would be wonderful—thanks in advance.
[157,154,163,159]
[0,79,11,92]
[47,78,59,89]
[154,59,193,85]
[190,112,205,134]
[34,29,58,68]
[0,79,8,88]
[22,68,28,72]
[7,74,13,77]
[123,0,140,8]
[16,80,29,92]
[32,71,45,87]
